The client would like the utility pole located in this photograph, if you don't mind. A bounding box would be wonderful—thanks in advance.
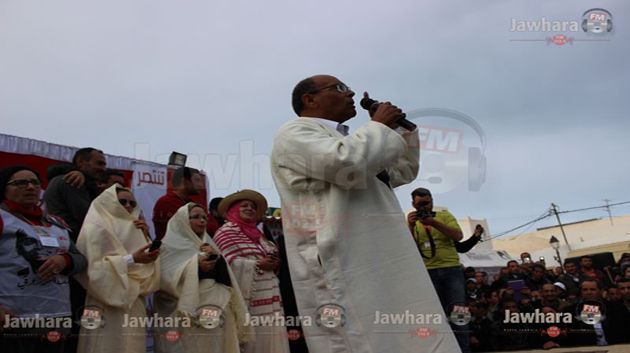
[550,203,572,251]
[603,199,614,226]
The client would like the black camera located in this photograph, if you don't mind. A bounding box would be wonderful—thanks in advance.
[416,210,437,219]
[415,200,436,219]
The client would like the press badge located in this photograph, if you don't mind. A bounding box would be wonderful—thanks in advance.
[39,235,60,248]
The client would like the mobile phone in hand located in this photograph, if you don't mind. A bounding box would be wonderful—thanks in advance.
[207,254,219,261]
[149,240,162,252]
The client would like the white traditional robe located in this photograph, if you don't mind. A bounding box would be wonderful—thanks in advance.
[271,118,461,353]
[76,185,160,353]
[153,203,251,353]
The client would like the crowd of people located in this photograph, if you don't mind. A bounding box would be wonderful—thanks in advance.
[3,157,629,353]
[1,74,630,353]
[405,187,630,352]
[0,156,299,353]
[462,254,630,351]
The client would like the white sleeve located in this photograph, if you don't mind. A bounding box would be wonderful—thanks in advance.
[123,254,135,267]
[272,120,408,189]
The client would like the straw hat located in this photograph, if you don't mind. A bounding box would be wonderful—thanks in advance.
[218,189,268,220]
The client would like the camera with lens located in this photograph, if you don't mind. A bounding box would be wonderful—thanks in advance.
[416,209,437,219]
[415,201,436,219]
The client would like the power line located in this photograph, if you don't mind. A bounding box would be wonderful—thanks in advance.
[486,210,552,241]
[485,200,630,242]
[484,213,549,221]
[556,200,630,214]
[514,217,542,237]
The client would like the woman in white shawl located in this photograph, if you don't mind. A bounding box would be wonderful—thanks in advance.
[76,185,160,353]
[154,203,251,353]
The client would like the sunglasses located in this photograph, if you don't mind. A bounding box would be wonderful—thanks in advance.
[7,178,41,188]
[118,198,137,208]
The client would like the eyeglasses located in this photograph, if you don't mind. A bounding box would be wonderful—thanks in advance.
[7,179,41,188]
[189,214,208,221]
[309,82,352,94]
[118,199,137,208]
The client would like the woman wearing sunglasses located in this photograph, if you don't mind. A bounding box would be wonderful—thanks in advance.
[75,184,160,353]
[0,165,87,353]
[154,203,251,353]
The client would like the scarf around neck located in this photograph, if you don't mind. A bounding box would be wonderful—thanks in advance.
[2,200,44,224]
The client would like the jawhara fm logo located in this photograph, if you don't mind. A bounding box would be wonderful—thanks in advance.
[407,108,486,194]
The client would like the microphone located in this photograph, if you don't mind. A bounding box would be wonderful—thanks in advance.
[359,94,417,131]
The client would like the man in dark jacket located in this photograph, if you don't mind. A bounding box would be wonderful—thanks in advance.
[42,147,106,353]
[563,280,629,346]
[558,260,590,301]
[43,148,106,241]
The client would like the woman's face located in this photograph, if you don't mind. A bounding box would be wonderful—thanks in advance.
[4,170,41,208]
[117,190,137,214]
[239,200,257,223]
[189,206,208,236]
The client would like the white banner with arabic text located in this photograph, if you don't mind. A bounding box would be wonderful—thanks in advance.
[131,162,167,240]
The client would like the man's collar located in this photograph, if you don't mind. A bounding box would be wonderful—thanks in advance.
[336,124,349,136]
[300,117,348,135]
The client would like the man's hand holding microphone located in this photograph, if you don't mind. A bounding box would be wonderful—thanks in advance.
[361,92,417,131]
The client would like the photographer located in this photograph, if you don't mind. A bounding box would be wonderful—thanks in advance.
[407,187,470,353]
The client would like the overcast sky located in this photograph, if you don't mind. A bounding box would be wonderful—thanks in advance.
[1,0,629,237]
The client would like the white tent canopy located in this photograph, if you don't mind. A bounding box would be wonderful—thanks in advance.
[459,250,516,277]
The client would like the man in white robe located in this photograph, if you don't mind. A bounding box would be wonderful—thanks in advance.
[270,75,461,353]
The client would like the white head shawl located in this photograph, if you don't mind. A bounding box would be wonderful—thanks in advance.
[159,203,251,342]
[76,184,160,309]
